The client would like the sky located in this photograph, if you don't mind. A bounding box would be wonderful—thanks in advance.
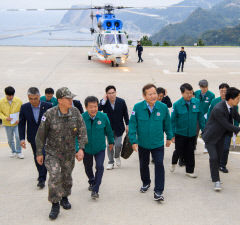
[0,0,183,9]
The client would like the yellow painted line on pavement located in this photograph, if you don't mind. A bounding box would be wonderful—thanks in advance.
[0,142,8,148]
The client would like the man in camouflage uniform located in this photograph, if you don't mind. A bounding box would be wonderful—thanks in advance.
[35,87,88,220]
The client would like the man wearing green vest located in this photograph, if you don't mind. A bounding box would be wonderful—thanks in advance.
[82,96,114,199]
[207,83,239,173]
[40,88,58,107]
[194,80,215,153]
[207,83,229,118]
[170,83,205,178]
[129,84,173,201]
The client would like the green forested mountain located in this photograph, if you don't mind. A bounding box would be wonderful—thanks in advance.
[150,0,240,45]
[200,24,240,46]
[60,0,222,34]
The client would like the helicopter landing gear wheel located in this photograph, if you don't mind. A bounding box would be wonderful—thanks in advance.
[88,56,92,60]
[111,61,114,67]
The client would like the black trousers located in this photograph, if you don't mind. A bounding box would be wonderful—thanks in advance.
[178,60,184,71]
[205,137,225,182]
[30,142,47,182]
[138,146,165,193]
[193,123,200,150]
[172,134,196,173]
[220,135,231,168]
[138,53,143,62]
[83,150,105,193]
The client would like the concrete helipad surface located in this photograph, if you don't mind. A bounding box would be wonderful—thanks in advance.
[0,46,240,225]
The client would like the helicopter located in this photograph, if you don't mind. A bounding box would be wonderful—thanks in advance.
[87,5,130,67]
[2,4,199,67]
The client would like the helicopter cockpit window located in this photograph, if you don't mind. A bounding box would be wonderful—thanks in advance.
[116,34,127,44]
[97,35,102,47]
[104,34,115,44]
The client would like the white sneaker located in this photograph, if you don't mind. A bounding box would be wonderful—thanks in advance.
[115,158,121,167]
[17,153,24,159]
[214,181,222,191]
[203,148,208,154]
[9,153,16,158]
[106,163,114,170]
[186,173,198,178]
[170,164,176,173]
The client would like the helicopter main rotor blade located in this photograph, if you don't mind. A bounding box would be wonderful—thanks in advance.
[0,6,134,12]
[0,7,93,12]
[0,5,198,12]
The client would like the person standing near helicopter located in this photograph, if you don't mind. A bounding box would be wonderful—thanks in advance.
[136,41,143,63]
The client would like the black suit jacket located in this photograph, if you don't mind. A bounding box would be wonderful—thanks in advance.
[161,96,172,108]
[99,97,129,137]
[202,100,240,144]
[18,101,52,143]
[73,100,84,114]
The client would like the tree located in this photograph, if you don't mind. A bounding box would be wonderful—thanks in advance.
[154,42,160,46]
[162,41,169,46]
[140,36,152,46]
[197,39,205,46]
[128,40,133,45]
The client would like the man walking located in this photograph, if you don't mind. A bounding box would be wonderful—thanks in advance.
[157,87,172,108]
[194,79,215,152]
[170,83,205,177]
[0,86,23,158]
[129,84,173,201]
[19,87,52,189]
[207,83,238,173]
[202,87,240,191]
[35,87,88,220]
[99,85,129,169]
[40,88,58,107]
[136,41,143,63]
[82,96,114,199]
[177,47,187,72]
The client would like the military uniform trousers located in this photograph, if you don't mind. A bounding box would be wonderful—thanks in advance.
[45,151,75,203]
[172,134,196,173]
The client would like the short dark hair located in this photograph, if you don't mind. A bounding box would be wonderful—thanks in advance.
[105,85,116,93]
[142,84,157,95]
[45,88,54,94]
[157,87,165,95]
[225,87,240,101]
[199,79,208,87]
[181,47,184,49]
[5,86,15,96]
[180,83,193,93]
[84,96,99,107]
[219,83,229,90]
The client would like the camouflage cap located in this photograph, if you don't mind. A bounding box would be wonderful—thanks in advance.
[56,87,76,99]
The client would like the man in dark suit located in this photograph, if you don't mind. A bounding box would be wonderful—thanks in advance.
[99,85,129,169]
[202,87,240,191]
[19,87,52,189]
[73,99,84,114]
[136,41,143,63]
[156,87,172,108]
[177,47,187,72]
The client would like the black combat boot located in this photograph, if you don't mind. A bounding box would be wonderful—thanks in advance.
[60,197,71,210]
[49,202,60,220]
